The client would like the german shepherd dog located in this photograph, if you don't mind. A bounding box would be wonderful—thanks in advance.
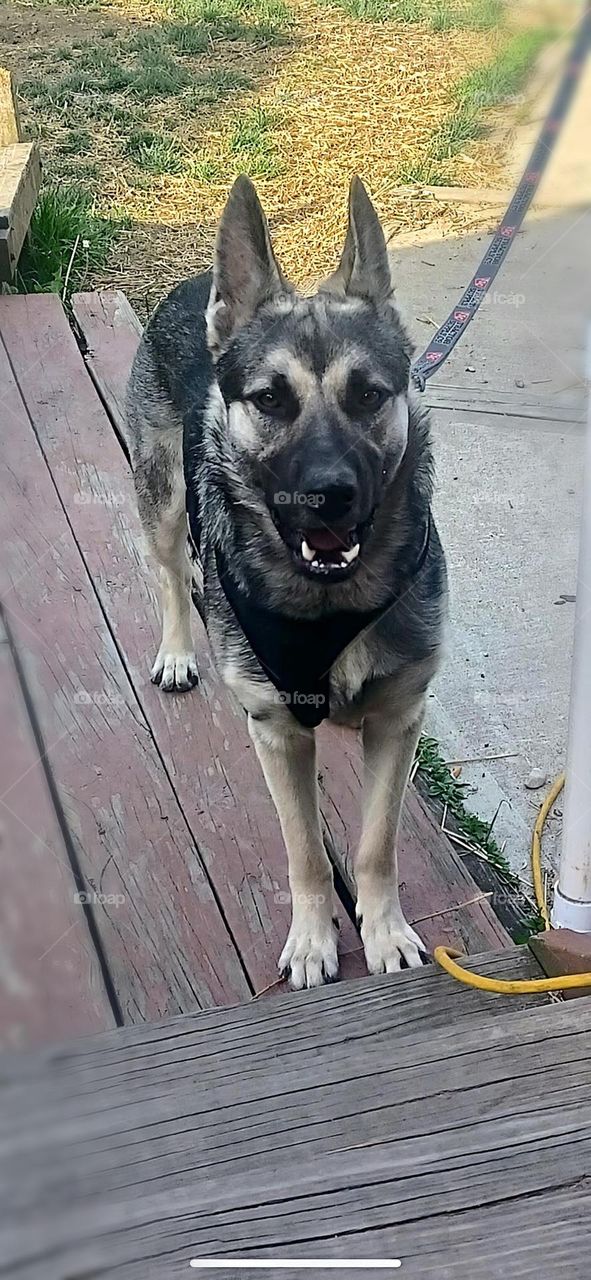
[126,175,447,989]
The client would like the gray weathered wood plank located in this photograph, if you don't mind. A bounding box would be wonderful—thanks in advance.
[0,994,589,1279]
[0,946,544,1099]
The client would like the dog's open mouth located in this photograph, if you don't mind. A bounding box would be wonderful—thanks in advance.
[273,517,363,580]
[298,526,361,575]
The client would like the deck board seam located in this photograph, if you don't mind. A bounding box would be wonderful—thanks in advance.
[0,599,123,1027]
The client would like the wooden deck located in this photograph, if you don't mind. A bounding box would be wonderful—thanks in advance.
[2,950,591,1278]
[0,289,512,1050]
[1,290,590,1278]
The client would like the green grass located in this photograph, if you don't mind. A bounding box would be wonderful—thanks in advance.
[191,154,225,182]
[326,0,422,19]
[461,0,503,30]
[398,21,555,185]
[229,103,281,176]
[428,0,502,31]
[16,186,124,299]
[454,27,556,110]
[22,44,190,108]
[397,108,482,182]
[167,0,292,40]
[230,102,278,148]
[430,108,483,159]
[187,68,254,107]
[56,127,93,155]
[415,735,545,938]
[131,48,190,96]
[397,157,449,184]
[326,0,503,25]
[125,129,186,174]
[416,736,517,881]
[162,22,209,54]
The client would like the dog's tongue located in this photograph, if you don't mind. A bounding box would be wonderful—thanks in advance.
[305,528,349,552]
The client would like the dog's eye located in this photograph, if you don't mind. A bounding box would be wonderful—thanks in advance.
[353,385,388,413]
[252,388,283,414]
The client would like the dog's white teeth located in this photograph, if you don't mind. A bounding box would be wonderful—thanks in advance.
[301,539,316,562]
[341,543,360,564]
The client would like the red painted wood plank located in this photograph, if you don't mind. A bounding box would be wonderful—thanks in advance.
[319,723,511,953]
[0,622,114,1050]
[71,291,142,447]
[14,292,364,984]
[0,319,250,1019]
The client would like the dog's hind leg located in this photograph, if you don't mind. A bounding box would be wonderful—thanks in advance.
[355,698,426,973]
[134,431,198,693]
[247,712,339,989]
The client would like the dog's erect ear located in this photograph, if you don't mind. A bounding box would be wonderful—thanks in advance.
[321,177,393,305]
[206,175,287,355]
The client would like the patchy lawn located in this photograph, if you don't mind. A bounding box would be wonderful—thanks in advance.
[2,0,558,311]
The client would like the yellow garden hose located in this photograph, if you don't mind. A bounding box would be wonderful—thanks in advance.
[434,771,591,994]
[531,771,565,930]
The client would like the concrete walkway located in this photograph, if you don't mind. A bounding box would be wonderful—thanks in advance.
[387,44,591,884]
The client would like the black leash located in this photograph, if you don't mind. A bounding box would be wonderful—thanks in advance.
[411,3,591,391]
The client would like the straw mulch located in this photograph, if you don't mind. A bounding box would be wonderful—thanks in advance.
[100,0,508,308]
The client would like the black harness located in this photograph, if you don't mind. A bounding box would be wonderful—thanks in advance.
[188,490,430,728]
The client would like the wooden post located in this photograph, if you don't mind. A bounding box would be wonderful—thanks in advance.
[0,69,21,146]
[0,67,41,283]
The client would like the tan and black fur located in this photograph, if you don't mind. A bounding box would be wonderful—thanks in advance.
[126,175,447,988]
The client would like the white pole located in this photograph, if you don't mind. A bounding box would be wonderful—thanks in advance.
[552,330,591,932]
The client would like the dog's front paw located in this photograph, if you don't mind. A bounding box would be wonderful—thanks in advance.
[357,897,427,974]
[279,910,339,990]
[151,649,199,693]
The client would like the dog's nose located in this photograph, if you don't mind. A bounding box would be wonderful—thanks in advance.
[302,471,357,521]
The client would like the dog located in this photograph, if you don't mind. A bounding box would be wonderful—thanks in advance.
[126,174,447,989]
